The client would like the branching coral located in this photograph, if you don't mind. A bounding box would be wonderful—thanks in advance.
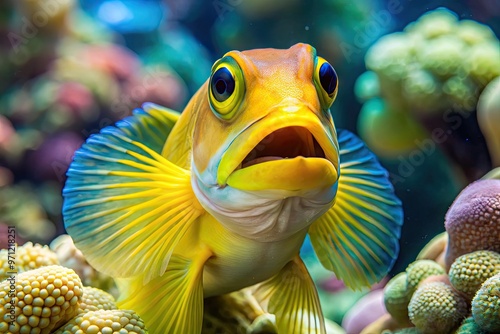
[449,250,500,300]
[408,282,467,334]
[471,273,500,332]
[444,179,500,270]
[53,309,148,334]
[0,265,83,333]
[0,242,59,281]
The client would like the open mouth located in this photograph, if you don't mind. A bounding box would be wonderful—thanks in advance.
[239,126,326,169]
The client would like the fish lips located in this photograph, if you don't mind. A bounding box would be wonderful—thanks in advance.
[217,107,339,192]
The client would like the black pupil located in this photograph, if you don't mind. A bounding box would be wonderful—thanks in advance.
[211,67,235,102]
[319,62,337,95]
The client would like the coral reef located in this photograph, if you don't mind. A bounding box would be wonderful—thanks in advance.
[408,282,467,333]
[78,287,117,313]
[0,242,59,280]
[53,309,148,334]
[405,260,446,292]
[0,265,83,333]
[50,235,116,295]
[471,273,500,332]
[444,179,500,269]
[448,250,500,300]
[383,272,411,325]
[356,8,499,180]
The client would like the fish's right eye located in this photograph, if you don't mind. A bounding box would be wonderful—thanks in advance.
[209,56,245,120]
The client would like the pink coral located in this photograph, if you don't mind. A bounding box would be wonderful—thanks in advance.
[444,179,500,270]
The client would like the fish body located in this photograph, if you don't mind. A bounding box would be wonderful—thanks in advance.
[63,43,403,333]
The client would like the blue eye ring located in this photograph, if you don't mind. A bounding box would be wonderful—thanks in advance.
[319,62,337,96]
[211,67,235,102]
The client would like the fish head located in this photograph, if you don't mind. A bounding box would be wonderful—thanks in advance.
[191,43,341,241]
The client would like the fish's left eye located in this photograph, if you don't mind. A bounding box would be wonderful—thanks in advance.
[314,57,338,110]
[209,56,245,120]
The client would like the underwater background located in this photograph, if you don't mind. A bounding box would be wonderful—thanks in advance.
[0,0,499,333]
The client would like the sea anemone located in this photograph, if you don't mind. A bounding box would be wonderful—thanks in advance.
[0,242,59,281]
[449,250,500,300]
[408,282,468,333]
[53,309,148,334]
[0,265,83,333]
[444,179,500,270]
[471,273,500,332]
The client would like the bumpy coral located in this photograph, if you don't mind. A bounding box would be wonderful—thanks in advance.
[383,272,411,324]
[79,287,117,313]
[50,235,116,295]
[471,273,500,332]
[449,250,500,300]
[53,309,148,333]
[408,282,468,333]
[0,265,83,333]
[455,317,488,334]
[0,242,59,280]
[444,179,500,270]
[405,260,445,292]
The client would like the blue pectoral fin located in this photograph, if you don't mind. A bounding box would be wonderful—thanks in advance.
[308,129,403,289]
[63,103,204,284]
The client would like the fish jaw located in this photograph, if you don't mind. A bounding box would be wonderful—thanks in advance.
[217,105,339,194]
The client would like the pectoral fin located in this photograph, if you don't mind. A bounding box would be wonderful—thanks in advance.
[63,103,204,284]
[253,256,325,334]
[117,250,210,334]
[309,129,403,289]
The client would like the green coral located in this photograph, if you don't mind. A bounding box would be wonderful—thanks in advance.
[0,265,83,333]
[471,273,500,332]
[449,250,500,300]
[408,282,468,334]
[406,260,446,292]
[455,317,489,334]
[0,242,59,280]
[53,309,148,334]
[383,272,411,324]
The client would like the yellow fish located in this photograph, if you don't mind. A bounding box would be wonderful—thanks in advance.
[63,43,403,333]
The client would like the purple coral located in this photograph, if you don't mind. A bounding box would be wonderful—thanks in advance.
[444,179,500,270]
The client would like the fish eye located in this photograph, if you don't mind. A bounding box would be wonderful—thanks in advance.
[211,67,235,102]
[319,62,337,96]
[314,57,338,110]
[209,56,245,120]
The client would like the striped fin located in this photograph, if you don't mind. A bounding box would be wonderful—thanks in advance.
[308,129,403,289]
[63,103,204,284]
[253,256,326,334]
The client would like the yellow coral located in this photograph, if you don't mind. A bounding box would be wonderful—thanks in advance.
[406,259,445,292]
[0,242,59,281]
[54,309,148,334]
[472,273,500,332]
[408,282,467,333]
[0,265,83,333]
[449,250,500,300]
[79,287,117,313]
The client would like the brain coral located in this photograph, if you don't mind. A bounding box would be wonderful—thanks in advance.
[449,250,500,300]
[0,265,83,333]
[0,242,59,280]
[408,282,467,334]
[471,273,500,332]
[405,260,445,292]
[444,179,500,270]
[53,309,148,334]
